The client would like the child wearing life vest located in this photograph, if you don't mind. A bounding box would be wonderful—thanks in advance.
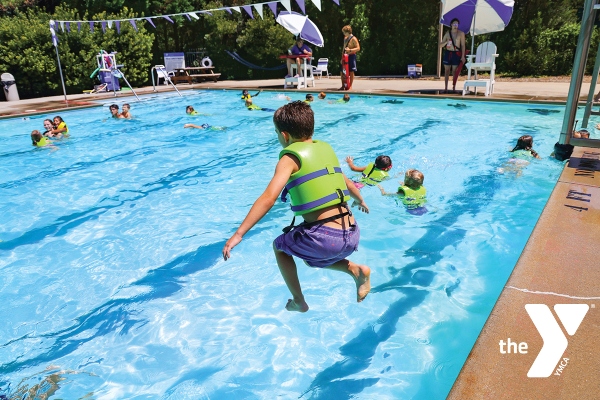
[346,155,392,189]
[241,89,261,101]
[511,135,541,159]
[245,98,275,112]
[378,169,427,215]
[31,130,54,148]
[222,101,371,313]
[52,116,69,137]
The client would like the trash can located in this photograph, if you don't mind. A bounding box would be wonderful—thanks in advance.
[1,73,19,101]
[407,64,422,79]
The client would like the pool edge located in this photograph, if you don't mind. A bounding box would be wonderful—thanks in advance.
[448,146,600,399]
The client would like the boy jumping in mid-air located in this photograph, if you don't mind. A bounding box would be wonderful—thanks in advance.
[222,101,371,313]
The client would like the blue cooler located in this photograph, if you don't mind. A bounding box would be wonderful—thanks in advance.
[99,71,120,91]
[408,64,423,78]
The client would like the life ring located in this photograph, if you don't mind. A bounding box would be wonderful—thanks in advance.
[201,57,213,68]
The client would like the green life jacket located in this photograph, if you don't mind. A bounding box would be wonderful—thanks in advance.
[36,137,49,147]
[360,163,389,186]
[247,104,262,110]
[190,111,199,116]
[399,185,426,208]
[511,149,533,159]
[280,140,351,216]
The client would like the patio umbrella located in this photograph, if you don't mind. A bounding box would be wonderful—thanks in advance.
[440,0,514,54]
[276,11,324,47]
[440,0,514,88]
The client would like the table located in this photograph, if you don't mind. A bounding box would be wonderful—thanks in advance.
[172,67,221,84]
[279,55,315,89]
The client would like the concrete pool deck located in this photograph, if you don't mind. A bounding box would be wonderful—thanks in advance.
[2,76,599,398]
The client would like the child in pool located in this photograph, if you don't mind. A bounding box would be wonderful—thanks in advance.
[330,94,350,104]
[31,130,54,148]
[184,123,226,130]
[245,98,275,112]
[53,116,69,136]
[120,103,132,119]
[241,89,261,101]
[378,169,427,215]
[573,129,590,139]
[498,135,540,176]
[304,94,314,103]
[510,135,541,159]
[42,119,62,138]
[186,105,211,116]
[346,155,392,189]
[109,104,125,119]
[318,92,326,100]
[222,101,371,313]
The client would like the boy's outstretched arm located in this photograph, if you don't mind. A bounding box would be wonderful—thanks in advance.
[222,155,297,260]
[377,184,396,196]
[344,173,369,213]
[345,156,366,172]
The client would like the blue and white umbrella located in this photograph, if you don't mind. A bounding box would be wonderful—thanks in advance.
[440,0,514,53]
[276,11,324,47]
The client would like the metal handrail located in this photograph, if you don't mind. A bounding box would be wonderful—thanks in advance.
[151,66,182,97]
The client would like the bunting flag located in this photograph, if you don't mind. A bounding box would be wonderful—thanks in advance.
[280,0,292,12]
[49,0,342,43]
[254,4,264,19]
[49,20,59,47]
[242,5,254,18]
[268,2,278,17]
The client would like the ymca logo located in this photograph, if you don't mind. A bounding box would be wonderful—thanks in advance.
[525,304,589,378]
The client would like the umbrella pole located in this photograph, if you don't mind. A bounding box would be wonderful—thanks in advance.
[437,2,443,79]
[471,7,476,56]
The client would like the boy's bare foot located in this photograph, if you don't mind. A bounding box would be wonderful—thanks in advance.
[286,299,309,312]
[354,265,371,302]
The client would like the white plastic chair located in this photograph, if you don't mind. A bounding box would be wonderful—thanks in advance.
[462,42,498,96]
[312,58,330,79]
[154,65,174,85]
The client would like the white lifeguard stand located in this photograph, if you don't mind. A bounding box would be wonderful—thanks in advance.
[94,51,139,100]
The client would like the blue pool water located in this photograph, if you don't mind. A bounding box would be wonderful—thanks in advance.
[0,91,566,399]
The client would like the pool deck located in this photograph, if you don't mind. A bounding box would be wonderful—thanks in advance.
[3,77,600,398]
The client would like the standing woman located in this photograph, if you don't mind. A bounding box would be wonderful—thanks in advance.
[439,18,466,93]
[339,25,360,91]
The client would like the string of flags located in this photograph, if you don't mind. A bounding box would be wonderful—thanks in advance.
[49,0,339,38]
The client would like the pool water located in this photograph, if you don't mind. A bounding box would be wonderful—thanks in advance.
[0,91,566,399]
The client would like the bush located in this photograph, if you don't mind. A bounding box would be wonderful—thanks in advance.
[0,6,153,98]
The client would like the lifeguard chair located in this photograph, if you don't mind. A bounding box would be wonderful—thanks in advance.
[91,50,139,100]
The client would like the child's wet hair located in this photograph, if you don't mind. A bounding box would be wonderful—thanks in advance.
[123,103,130,108]
[31,130,42,145]
[511,135,539,158]
[318,92,326,99]
[186,105,194,112]
[343,94,350,101]
[273,101,314,140]
[375,155,392,170]
[306,94,314,101]
[405,169,424,188]
[109,104,119,110]
[53,115,64,123]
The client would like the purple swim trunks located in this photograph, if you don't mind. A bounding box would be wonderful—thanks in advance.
[273,222,360,268]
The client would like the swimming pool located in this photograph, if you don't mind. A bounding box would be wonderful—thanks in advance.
[0,91,566,399]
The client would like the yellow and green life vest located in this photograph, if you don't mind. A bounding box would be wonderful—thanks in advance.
[360,163,389,186]
[399,185,426,208]
[35,137,49,147]
[280,140,351,216]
